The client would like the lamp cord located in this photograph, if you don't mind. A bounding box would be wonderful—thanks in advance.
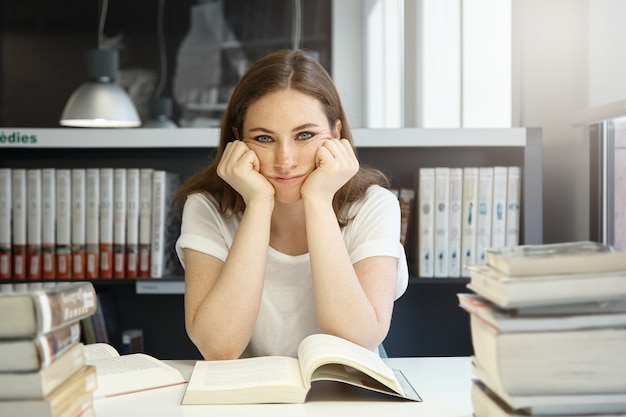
[98,0,109,50]
[292,0,302,50]
[155,0,167,98]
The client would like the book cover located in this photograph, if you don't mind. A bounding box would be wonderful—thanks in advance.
[417,168,435,278]
[12,169,27,280]
[461,167,479,277]
[398,188,415,248]
[0,281,97,338]
[113,168,127,279]
[150,171,181,278]
[27,169,42,279]
[475,167,494,265]
[0,321,81,372]
[99,168,114,279]
[55,169,72,280]
[138,168,154,278]
[85,168,100,279]
[126,168,140,279]
[434,167,450,277]
[485,241,626,277]
[41,168,56,280]
[0,168,12,279]
[71,169,86,279]
[505,166,521,247]
[490,166,508,249]
[448,167,463,277]
[0,342,86,400]
[182,334,420,404]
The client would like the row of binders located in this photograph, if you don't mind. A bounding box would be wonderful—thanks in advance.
[417,166,521,278]
[459,241,626,417]
[0,167,181,280]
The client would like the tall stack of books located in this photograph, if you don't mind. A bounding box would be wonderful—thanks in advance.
[0,281,99,417]
[459,241,626,417]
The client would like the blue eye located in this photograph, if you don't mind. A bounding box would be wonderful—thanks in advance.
[297,132,315,140]
[255,135,273,143]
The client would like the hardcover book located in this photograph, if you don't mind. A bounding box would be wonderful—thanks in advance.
[0,168,11,279]
[41,168,56,279]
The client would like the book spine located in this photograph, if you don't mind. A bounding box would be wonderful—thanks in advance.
[461,167,478,277]
[434,167,450,277]
[126,168,140,279]
[505,166,521,247]
[99,168,114,279]
[475,167,494,265]
[151,171,166,278]
[35,282,98,333]
[138,168,153,278]
[12,169,27,280]
[27,169,43,279]
[71,169,86,279]
[113,168,127,279]
[55,169,72,280]
[0,168,12,279]
[448,167,463,278]
[85,168,100,279]
[398,188,415,247]
[490,166,508,249]
[417,168,435,278]
[34,321,81,369]
[41,168,56,279]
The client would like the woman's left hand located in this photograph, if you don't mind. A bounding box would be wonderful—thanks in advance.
[301,138,359,201]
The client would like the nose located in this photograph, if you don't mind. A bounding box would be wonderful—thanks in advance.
[274,141,297,172]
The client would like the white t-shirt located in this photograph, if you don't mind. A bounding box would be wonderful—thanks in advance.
[176,185,409,357]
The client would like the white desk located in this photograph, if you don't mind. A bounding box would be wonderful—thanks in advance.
[94,357,473,417]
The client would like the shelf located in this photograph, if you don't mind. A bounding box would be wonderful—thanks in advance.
[0,127,534,149]
[135,280,185,294]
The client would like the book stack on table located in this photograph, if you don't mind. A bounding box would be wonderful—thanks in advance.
[458,241,626,417]
[0,281,99,417]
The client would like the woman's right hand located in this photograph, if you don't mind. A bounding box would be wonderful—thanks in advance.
[217,140,275,205]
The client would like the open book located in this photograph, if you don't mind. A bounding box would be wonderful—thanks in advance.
[83,343,186,399]
[181,333,421,404]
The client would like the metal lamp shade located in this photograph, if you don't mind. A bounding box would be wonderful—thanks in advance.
[60,49,141,128]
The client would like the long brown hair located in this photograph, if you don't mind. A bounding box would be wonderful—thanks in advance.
[175,49,389,226]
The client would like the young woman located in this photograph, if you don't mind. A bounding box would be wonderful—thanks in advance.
[175,49,408,360]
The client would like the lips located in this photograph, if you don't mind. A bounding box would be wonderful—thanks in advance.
[270,174,305,185]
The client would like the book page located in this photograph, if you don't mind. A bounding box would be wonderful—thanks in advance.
[297,334,402,395]
[83,343,120,360]
[87,353,186,398]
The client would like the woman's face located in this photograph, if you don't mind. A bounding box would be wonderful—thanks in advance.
[240,89,341,203]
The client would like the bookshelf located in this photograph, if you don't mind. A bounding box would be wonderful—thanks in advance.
[0,127,543,358]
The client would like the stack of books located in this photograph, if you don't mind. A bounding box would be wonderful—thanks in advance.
[459,241,626,417]
[0,281,99,417]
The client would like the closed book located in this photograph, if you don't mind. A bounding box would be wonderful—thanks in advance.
[99,168,114,279]
[398,188,415,248]
[55,170,72,280]
[0,342,86,400]
[71,169,86,279]
[125,169,140,278]
[27,169,43,279]
[475,167,493,265]
[41,168,56,279]
[0,168,11,279]
[433,167,450,277]
[0,364,96,417]
[485,241,626,277]
[461,167,479,277]
[150,171,181,278]
[417,168,435,277]
[505,166,521,247]
[490,166,508,249]
[0,321,81,372]
[469,314,626,395]
[113,168,126,279]
[466,264,626,308]
[12,168,27,279]
[0,281,97,338]
[138,168,153,278]
[447,168,463,277]
[85,168,99,279]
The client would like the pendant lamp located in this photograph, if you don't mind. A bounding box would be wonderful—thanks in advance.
[59,0,141,128]
[60,49,141,127]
